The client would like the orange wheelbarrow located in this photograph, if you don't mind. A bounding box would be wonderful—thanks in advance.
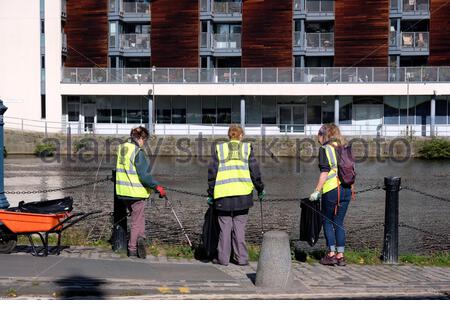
[0,197,101,256]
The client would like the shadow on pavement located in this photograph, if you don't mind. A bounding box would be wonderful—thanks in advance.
[54,275,106,299]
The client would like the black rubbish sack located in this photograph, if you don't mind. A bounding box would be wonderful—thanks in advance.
[201,206,220,260]
[16,197,74,214]
[299,198,322,247]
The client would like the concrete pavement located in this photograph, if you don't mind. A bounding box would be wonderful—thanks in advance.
[0,246,448,299]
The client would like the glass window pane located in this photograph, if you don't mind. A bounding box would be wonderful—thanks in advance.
[307,96,322,124]
[262,96,276,124]
[231,96,241,123]
[127,109,142,123]
[245,96,261,124]
[436,98,447,124]
[202,108,216,124]
[112,108,124,123]
[97,109,111,123]
[187,96,202,124]
[172,108,186,124]
[384,96,400,124]
[217,108,231,124]
[321,96,334,124]
[68,104,79,122]
[339,96,352,124]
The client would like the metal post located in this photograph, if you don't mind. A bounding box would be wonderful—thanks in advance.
[111,169,128,253]
[382,176,401,264]
[431,93,436,137]
[240,96,246,129]
[0,100,10,209]
[334,96,339,125]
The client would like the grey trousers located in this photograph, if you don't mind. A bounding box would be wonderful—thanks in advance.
[217,214,249,265]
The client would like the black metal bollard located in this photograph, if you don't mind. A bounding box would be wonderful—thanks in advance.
[382,176,401,264]
[111,169,128,253]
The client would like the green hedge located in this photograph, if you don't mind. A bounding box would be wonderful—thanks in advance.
[418,138,450,159]
[34,142,56,157]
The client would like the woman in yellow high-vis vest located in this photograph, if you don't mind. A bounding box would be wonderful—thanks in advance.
[309,124,352,267]
[207,125,265,266]
[116,126,166,259]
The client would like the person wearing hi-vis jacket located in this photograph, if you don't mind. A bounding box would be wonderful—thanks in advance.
[207,124,265,266]
[115,126,166,259]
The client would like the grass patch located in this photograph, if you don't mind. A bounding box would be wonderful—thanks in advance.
[399,252,450,267]
[248,244,260,261]
[5,288,17,298]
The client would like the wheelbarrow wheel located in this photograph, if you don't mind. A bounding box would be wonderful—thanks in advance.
[0,226,17,254]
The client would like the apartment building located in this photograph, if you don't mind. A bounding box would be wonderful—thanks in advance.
[1,0,450,136]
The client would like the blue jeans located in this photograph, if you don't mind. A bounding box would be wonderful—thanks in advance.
[321,186,351,253]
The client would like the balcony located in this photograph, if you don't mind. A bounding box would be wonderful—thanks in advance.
[305,0,334,15]
[294,31,303,47]
[62,33,67,54]
[122,1,150,15]
[61,67,450,84]
[390,31,397,47]
[401,32,428,51]
[402,0,429,15]
[305,33,334,51]
[61,0,67,20]
[120,34,150,52]
[212,33,241,50]
[212,1,242,15]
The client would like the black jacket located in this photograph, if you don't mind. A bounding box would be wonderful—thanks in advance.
[207,141,264,214]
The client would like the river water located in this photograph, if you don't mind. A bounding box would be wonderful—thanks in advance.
[4,155,450,254]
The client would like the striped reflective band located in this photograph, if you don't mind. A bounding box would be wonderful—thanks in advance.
[218,142,249,163]
[116,180,145,188]
[324,145,337,169]
[218,165,249,172]
[326,173,337,180]
[214,177,253,186]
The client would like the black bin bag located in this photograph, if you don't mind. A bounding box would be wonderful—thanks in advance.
[299,198,322,247]
[201,207,220,260]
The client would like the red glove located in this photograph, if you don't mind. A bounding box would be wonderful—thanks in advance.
[155,185,166,198]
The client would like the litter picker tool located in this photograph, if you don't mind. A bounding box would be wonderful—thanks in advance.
[259,199,265,235]
[164,196,192,247]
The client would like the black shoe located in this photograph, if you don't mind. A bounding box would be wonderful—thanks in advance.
[137,237,147,259]
[128,250,137,258]
[320,254,338,266]
[336,257,346,266]
[231,258,249,266]
[212,258,228,266]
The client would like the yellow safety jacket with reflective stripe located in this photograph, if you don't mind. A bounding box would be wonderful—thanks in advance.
[214,141,254,199]
[322,143,340,194]
[115,142,151,199]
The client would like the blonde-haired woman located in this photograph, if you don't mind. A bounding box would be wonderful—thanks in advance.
[207,124,265,266]
[309,124,352,266]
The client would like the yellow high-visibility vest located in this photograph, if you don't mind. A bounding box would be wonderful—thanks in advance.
[214,141,254,199]
[115,142,151,199]
[322,143,340,194]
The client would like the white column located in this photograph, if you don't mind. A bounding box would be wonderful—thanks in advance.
[148,94,153,134]
[334,96,339,125]
[431,95,436,137]
[240,96,245,129]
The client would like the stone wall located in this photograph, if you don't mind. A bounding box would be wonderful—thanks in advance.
[4,129,443,160]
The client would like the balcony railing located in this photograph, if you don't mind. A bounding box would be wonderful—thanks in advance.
[122,1,151,14]
[402,0,429,14]
[212,33,241,49]
[61,67,450,84]
[62,33,67,53]
[120,34,150,51]
[401,32,429,50]
[212,1,242,14]
[305,0,334,13]
[305,33,334,50]
[61,0,67,19]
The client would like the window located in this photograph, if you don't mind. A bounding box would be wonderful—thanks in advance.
[384,96,400,125]
[127,109,142,123]
[307,97,322,124]
[68,105,79,122]
[97,109,111,123]
[339,96,352,124]
[262,96,276,124]
[436,97,448,124]
[112,108,125,123]
[156,96,172,123]
[172,108,187,124]
[202,108,216,124]
[217,108,231,123]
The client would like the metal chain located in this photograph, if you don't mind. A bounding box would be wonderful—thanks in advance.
[399,223,450,241]
[347,222,385,235]
[402,186,450,204]
[354,185,382,194]
[5,176,111,195]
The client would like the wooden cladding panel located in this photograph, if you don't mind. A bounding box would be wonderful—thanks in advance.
[429,0,450,65]
[242,0,293,67]
[151,0,198,67]
[334,0,389,67]
[65,0,108,67]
